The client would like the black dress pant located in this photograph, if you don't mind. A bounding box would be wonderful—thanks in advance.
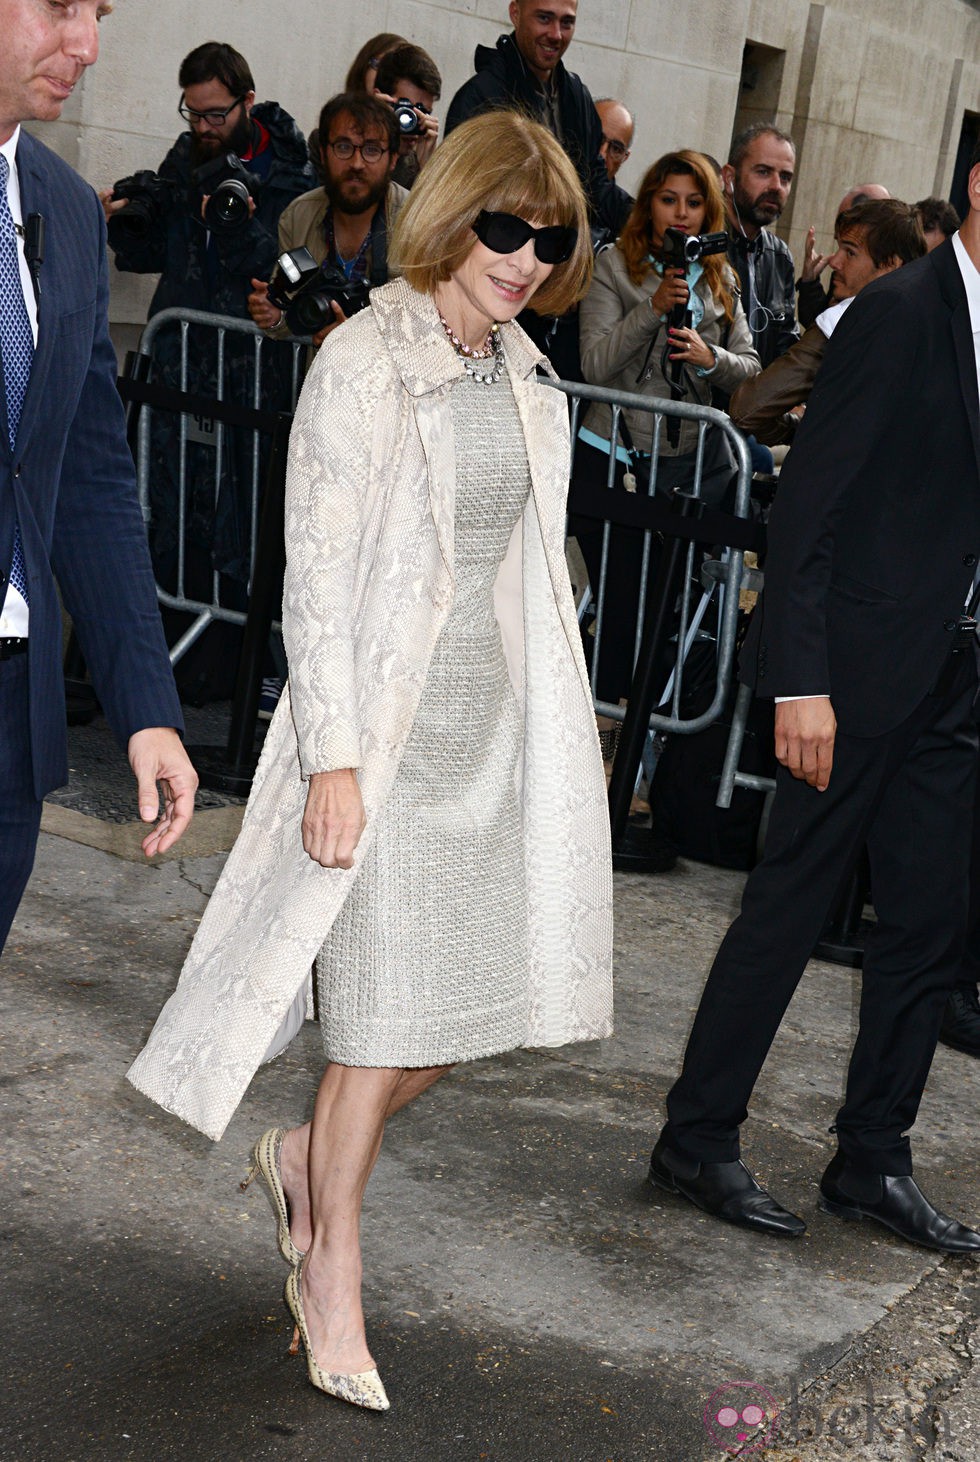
[665,653,978,1175]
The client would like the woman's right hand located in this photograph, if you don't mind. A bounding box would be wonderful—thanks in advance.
[302,769,366,869]
[649,267,690,318]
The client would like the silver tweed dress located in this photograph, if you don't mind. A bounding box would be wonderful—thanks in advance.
[315,365,531,1067]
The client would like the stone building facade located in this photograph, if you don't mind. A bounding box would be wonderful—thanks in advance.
[31,0,980,342]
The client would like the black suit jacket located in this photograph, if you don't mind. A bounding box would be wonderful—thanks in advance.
[0,130,182,798]
[749,239,980,738]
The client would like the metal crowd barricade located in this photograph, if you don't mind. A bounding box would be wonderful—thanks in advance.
[128,307,309,666]
[548,379,762,870]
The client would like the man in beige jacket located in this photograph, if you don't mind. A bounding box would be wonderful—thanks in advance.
[247,92,408,348]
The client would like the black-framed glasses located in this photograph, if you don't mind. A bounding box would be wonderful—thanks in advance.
[178,94,245,127]
[602,135,629,159]
[324,138,390,162]
[472,211,577,264]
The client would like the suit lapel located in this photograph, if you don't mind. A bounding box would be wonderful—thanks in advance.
[933,241,980,491]
[12,136,57,458]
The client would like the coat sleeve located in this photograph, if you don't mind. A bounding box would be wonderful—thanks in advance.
[52,192,183,743]
[579,254,660,386]
[729,326,825,445]
[758,282,919,697]
[281,337,374,777]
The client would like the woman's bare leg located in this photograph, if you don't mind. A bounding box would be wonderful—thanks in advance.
[280,1065,449,1255]
[289,1062,450,1374]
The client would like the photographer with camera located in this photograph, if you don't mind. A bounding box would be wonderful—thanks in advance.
[98,42,312,703]
[373,43,441,190]
[572,150,760,710]
[101,41,312,327]
[247,95,407,349]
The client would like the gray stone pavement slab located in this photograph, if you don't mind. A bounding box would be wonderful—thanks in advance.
[1,831,977,1462]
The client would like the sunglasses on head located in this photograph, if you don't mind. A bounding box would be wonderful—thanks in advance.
[471,211,578,264]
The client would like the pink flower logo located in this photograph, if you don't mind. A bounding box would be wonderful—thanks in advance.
[703,1380,780,1452]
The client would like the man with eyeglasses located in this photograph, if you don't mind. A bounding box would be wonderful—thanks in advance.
[595,98,633,181]
[248,94,407,350]
[97,42,312,705]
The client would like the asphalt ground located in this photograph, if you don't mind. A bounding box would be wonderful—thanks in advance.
[1,712,978,1462]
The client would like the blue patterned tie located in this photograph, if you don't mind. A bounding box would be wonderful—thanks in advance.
[0,152,33,603]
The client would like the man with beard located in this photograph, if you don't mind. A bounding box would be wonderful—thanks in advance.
[99,43,312,707]
[247,95,406,349]
[721,122,800,370]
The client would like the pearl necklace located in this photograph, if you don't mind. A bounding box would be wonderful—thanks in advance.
[438,312,505,385]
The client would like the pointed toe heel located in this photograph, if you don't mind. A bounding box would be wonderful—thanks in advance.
[241,1127,305,1266]
[284,1263,390,1412]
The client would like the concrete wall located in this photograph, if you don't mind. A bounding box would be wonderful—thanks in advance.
[28,0,980,344]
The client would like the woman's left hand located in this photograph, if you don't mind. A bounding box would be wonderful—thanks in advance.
[667,325,715,370]
[302,768,366,869]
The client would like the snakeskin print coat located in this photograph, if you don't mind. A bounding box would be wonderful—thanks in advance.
[128,277,614,1141]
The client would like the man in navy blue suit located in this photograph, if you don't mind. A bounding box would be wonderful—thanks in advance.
[0,0,197,952]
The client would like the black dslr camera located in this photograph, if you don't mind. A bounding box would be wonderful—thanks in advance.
[107,170,176,242]
[267,247,372,335]
[191,153,259,232]
[660,226,729,270]
[391,98,422,137]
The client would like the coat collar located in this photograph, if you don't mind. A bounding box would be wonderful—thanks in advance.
[370,276,552,397]
[931,237,980,492]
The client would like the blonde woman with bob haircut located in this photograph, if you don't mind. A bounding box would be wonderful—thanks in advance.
[128,111,612,1412]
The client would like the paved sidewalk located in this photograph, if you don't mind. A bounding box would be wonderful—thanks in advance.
[1,796,978,1461]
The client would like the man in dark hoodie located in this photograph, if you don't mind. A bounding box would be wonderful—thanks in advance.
[446,2,630,378]
[99,42,313,692]
[446,1,631,240]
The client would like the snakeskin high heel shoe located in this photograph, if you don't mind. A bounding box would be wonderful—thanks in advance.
[240,1127,305,1266]
[284,1261,390,1411]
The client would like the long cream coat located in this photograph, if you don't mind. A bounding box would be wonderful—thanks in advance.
[128,278,614,1142]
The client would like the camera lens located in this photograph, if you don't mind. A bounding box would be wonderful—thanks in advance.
[392,101,420,136]
[205,179,251,232]
[290,291,335,335]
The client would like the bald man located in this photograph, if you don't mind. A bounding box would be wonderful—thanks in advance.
[595,97,633,180]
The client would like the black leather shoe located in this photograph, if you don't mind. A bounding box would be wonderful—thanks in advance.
[938,986,980,1057]
[819,1156,980,1255]
[648,1135,806,1237]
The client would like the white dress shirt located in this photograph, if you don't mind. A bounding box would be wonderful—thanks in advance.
[1,125,36,638]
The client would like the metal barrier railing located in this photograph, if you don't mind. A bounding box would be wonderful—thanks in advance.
[129,307,309,666]
[549,379,761,869]
[553,377,756,728]
[120,310,763,811]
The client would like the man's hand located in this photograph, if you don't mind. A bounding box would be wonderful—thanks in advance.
[774,696,837,791]
[128,728,198,857]
[247,277,283,330]
[98,187,128,224]
[413,109,439,167]
[302,768,366,868]
[311,299,347,348]
[801,225,830,283]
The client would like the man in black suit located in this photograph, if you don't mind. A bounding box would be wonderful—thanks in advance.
[649,145,980,1255]
[0,0,197,952]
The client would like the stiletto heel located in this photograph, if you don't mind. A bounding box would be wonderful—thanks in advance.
[240,1128,305,1266]
[284,1261,389,1411]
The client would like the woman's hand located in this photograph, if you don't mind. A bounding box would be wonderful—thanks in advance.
[302,769,366,868]
[667,325,715,370]
[649,267,689,318]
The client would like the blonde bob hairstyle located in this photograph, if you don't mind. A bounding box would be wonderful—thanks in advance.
[391,110,593,317]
